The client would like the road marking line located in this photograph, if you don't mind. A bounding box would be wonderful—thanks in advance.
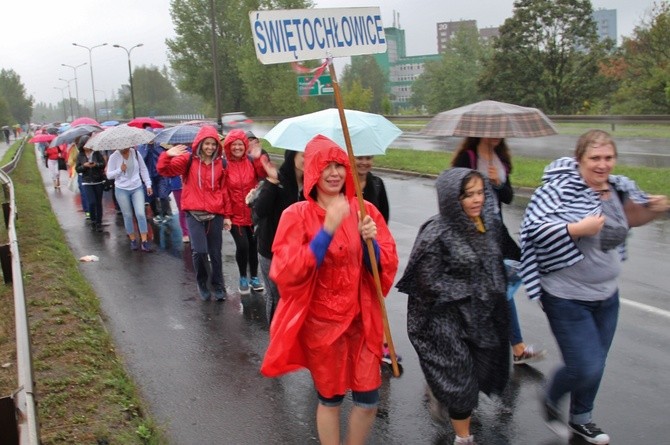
[618,151,670,157]
[621,298,670,318]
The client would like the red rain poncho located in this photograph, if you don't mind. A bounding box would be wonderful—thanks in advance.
[260,135,398,397]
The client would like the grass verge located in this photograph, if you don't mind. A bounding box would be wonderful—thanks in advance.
[0,143,163,444]
[263,144,670,196]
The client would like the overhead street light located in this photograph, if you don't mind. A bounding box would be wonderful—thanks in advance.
[113,43,143,118]
[72,42,108,121]
[61,62,87,117]
[58,77,75,121]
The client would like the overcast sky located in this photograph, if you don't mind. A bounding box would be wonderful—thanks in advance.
[2,0,658,110]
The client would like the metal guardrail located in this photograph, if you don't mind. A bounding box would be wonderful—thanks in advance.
[0,138,40,445]
[145,114,670,129]
[250,114,670,133]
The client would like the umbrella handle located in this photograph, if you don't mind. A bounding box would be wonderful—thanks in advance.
[328,63,401,378]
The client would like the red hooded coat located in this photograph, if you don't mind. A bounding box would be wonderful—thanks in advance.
[260,135,399,397]
[222,129,267,226]
[156,126,230,216]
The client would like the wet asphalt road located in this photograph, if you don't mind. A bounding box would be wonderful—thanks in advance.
[29,144,670,444]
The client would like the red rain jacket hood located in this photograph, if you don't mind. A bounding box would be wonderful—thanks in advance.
[302,134,355,204]
[156,125,230,216]
[222,129,267,226]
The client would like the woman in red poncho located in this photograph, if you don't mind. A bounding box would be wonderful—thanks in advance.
[261,135,398,445]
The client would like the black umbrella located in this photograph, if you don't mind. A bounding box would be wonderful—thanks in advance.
[153,125,205,145]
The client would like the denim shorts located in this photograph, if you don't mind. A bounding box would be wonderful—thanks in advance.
[317,389,380,409]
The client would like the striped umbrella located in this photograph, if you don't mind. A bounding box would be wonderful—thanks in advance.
[421,100,558,138]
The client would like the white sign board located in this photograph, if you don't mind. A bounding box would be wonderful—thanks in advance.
[249,7,387,65]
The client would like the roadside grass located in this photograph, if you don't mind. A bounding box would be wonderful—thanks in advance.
[263,143,670,196]
[0,144,163,444]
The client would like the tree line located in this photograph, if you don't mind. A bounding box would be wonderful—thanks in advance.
[4,0,669,126]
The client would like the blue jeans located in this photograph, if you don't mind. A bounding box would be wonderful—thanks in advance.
[114,185,148,235]
[540,289,619,425]
[508,296,523,346]
[78,174,89,213]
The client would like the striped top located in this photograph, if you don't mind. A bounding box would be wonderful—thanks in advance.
[519,157,648,300]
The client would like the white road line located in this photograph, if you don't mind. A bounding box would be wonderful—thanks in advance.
[618,151,670,157]
[621,298,670,318]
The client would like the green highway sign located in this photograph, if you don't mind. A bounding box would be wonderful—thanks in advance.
[297,75,334,96]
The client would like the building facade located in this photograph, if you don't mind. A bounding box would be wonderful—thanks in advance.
[352,27,440,111]
[592,8,617,42]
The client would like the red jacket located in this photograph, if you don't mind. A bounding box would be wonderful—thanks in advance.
[261,135,399,397]
[45,144,65,160]
[222,129,267,226]
[156,126,231,216]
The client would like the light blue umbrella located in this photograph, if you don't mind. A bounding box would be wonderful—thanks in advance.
[262,108,402,155]
[101,120,120,127]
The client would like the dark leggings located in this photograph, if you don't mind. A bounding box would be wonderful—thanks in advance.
[230,224,258,277]
[83,183,104,225]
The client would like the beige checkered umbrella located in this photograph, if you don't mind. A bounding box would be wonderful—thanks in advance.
[421,100,558,138]
[84,124,155,151]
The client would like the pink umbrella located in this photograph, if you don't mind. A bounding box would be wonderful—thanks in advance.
[70,117,100,127]
[127,117,165,129]
[29,134,56,143]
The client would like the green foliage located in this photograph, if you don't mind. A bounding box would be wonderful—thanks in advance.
[611,2,670,114]
[341,55,387,112]
[167,0,313,116]
[117,66,179,117]
[479,0,610,114]
[0,69,33,124]
[0,96,13,125]
[411,26,491,113]
[342,80,373,111]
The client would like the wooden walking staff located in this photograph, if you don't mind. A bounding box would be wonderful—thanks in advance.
[248,6,399,375]
[327,62,401,378]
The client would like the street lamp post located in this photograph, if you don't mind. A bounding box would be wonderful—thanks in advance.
[61,62,87,117]
[58,77,75,121]
[53,86,68,121]
[113,43,143,118]
[72,42,108,121]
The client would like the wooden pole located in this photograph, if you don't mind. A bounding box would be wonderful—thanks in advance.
[327,63,400,377]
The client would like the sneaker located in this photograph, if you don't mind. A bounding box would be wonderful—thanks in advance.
[198,285,211,301]
[568,422,610,444]
[250,276,264,291]
[153,215,164,224]
[513,345,547,365]
[182,236,190,243]
[85,212,91,220]
[238,277,250,295]
[453,435,474,445]
[543,399,570,440]
[214,289,227,301]
[141,241,153,252]
[130,239,139,251]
